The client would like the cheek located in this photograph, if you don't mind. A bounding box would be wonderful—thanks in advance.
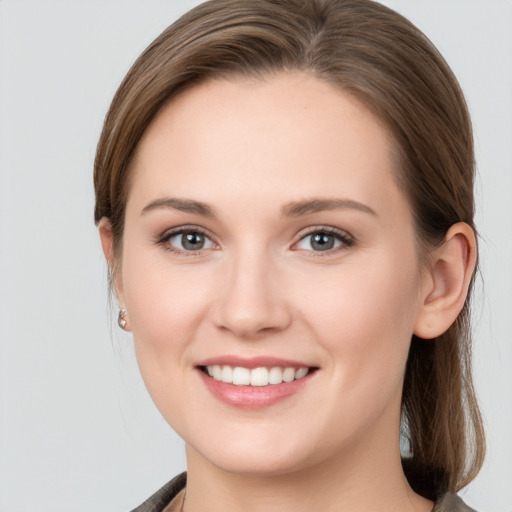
[119,236,218,386]
[299,253,421,390]
[124,266,214,351]
[120,260,220,432]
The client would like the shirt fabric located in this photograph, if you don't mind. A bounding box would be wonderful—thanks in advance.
[130,472,478,512]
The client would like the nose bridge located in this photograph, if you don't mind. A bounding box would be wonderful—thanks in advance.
[214,243,290,337]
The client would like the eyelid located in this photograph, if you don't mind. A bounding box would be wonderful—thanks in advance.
[291,225,355,252]
[153,224,354,255]
[155,224,219,255]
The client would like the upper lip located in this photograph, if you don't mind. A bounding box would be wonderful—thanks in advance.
[196,355,315,369]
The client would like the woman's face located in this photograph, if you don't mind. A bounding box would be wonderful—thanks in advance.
[115,73,429,475]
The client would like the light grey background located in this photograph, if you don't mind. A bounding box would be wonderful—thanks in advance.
[0,1,510,511]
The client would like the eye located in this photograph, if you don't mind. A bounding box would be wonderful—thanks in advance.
[293,229,353,252]
[160,228,216,253]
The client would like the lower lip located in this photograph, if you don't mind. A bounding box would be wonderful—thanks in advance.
[197,370,313,409]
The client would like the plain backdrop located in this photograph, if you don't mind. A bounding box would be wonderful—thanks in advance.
[0,1,510,511]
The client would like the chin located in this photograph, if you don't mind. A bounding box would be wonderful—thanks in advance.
[202,448,309,477]
[184,426,328,478]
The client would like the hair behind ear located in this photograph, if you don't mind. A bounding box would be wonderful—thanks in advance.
[402,318,484,499]
[402,224,484,498]
[98,217,124,304]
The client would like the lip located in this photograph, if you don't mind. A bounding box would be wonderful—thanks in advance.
[196,355,311,369]
[195,356,317,409]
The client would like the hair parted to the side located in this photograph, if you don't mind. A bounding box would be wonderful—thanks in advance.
[94,0,485,500]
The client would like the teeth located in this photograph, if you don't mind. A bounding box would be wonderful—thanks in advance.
[268,367,283,385]
[212,365,222,380]
[221,365,233,383]
[205,365,310,386]
[295,367,308,379]
[232,367,251,385]
[282,367,295,383]
[250,367,269,386]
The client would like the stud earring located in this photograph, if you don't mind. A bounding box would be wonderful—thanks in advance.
[118,309,128,330]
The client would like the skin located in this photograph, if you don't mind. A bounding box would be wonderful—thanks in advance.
[100,73,476,512]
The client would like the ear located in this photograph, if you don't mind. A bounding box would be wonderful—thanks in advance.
[98,218,126,307]
[413,222,477,340]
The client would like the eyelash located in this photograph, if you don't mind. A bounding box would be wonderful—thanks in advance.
[155,225,354,256]
[156,226,218,257]
[292,226,354,255]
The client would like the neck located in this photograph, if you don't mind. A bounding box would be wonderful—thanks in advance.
[182,430,432,512]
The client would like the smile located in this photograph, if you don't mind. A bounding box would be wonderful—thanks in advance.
[204,365,310,386]
[196,357,318,408]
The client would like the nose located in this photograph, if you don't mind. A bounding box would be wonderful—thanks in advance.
[212,249,292,339]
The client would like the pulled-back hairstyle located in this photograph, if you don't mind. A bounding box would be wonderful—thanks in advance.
[94,0,485,499]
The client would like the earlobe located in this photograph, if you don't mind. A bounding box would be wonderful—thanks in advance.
[413,222,477,340]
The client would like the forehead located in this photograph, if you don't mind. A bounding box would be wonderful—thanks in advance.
[127,72,406,221]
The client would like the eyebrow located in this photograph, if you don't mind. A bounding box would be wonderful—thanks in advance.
[281,198,377,217]
[141,197,217,217]
[140,196,377,218]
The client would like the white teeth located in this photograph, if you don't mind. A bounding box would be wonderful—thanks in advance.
[250,367,269,386]
[205,365,311,386]
[212,365,222,380]
[295,367,308,379]
[232,367,251,386]
[268,367,283,385]
[282,367,295,383]
[221,365,233,383]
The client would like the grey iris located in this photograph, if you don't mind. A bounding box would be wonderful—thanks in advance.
[182,232,205,250]
[311,233,335,251]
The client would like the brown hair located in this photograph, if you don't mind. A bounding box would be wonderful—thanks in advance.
[94,0,485,499]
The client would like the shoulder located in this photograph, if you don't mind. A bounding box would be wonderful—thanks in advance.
[433,492,479,512]
[129,473,187,512]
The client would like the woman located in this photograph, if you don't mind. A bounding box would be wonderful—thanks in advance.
[94,0,485,510]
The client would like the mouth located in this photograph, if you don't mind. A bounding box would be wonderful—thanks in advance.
[199,365,313,386]
[195,358,318,409]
